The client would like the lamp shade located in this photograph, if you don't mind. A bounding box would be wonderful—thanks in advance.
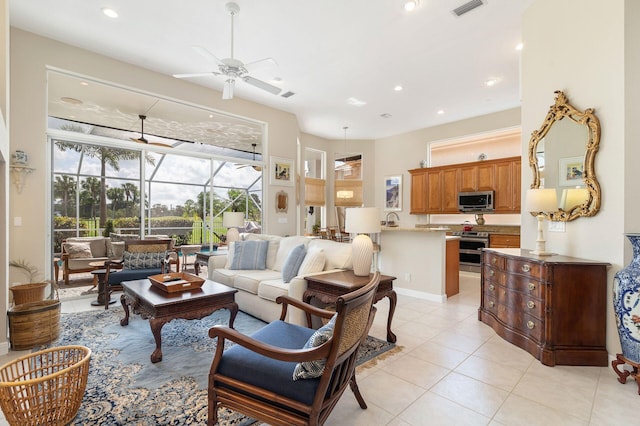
[345,207,381,234]
[223,212,245,228]
[524,188,558,213]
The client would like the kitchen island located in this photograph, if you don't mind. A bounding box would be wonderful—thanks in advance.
[379,227,459,302]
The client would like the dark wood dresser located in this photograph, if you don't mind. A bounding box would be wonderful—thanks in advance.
[479,248,609,366]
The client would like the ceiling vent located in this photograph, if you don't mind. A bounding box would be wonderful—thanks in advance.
[281,91,295,98]
[452,0,485,17]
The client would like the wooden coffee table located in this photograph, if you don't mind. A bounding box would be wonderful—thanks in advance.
[304,270,397,343]
[120,278,238,363]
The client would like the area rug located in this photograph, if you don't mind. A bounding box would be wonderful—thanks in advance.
[50,306,397,425]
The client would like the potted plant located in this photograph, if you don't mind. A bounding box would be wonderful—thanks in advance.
[8,259,60,350]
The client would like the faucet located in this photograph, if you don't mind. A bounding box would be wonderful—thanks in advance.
[385,212,399,226]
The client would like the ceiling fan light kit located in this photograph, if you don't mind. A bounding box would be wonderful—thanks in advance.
[173,2,282,100]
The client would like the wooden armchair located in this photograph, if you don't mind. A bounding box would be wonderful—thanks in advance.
[208,272,380,426]
[102,239,175,309]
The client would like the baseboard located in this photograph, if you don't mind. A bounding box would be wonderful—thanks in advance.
[0,340,9,356]
[394,287,447,303]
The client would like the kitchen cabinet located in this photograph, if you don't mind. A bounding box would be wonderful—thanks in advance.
[409,156,521,215]
[479,248,609,366]
[489,234,520,248]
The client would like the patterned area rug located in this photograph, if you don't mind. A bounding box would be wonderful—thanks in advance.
[51,306,397,425]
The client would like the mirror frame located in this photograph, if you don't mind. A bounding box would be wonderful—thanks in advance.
[527,90,601,221]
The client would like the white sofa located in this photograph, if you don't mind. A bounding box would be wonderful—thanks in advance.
[207,234,353,326]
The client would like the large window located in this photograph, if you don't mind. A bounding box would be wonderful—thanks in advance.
[51,133,263,253]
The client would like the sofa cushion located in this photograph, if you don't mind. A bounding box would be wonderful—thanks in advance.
[65,242,93,259]
[234,270,283,295]
[258,279,289,302]
[308,239,353,270]
[298,248,326,276]
[106,240,125,259]
[123,251,168,269]
[230,240,269,270]
[273,236,311,272]
[65,237,108,257]
[293,313,337,380]
[282,244,307,283]
[244,234,282,270]
[212,268,236,287]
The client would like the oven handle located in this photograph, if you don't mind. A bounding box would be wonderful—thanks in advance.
[458,238,490,243]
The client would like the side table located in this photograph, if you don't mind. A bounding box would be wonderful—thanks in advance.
[304,270,397,343]
[90,269,117,307]
[194,249,229,276]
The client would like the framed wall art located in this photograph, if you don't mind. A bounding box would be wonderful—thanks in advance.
[384,175,402,211]
[270,156,294,187]
[558,156,584,187]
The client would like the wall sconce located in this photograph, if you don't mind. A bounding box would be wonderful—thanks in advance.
[525,188,558,256]
[9,150,34,193]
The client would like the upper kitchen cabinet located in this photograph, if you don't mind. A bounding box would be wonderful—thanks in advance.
[409,156,521,215]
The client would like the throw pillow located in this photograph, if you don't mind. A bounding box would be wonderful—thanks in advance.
[230,240,269,270]
[65,242,93,259]
[298,248,326,276]
[292,313,338,380]
[281,244,307,283]
[123,250,168,269]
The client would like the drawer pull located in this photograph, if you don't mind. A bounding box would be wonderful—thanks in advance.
[491,257,497,265]
[489,284,495,291]
[527,321,535,329]
[489,270,495,277]
[528,282,536,291]
[522,264,531,273]
[489,301,495,307]
[527,301,535,309]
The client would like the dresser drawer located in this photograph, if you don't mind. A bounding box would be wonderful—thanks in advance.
[504,274,544,298]
[501,289,544,320]
[497,306,543,342]
[483,294,498,315]
[484,252,506,270]
[483,266,506,285]
[506,258,544,279]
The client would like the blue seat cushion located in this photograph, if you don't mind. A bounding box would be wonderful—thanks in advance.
[107,268,162,285]
[217,320,321,406]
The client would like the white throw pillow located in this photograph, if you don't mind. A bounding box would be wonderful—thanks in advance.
[298,248,326,275]
[273,236,310,272]
[65,242,93,259]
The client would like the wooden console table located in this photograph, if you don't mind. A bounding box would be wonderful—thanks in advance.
[304,270,397,343]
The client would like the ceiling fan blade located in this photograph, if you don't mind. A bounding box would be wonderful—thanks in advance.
[173,72,219,79]
[223,79,235,100]
[244,57,278,73]
[243,76,282,95]
[130,137,148,144]
[191,45,224,66]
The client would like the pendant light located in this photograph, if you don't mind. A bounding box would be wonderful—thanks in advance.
[336,126,354,199]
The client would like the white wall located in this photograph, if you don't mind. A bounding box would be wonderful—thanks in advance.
[522,0,638,356]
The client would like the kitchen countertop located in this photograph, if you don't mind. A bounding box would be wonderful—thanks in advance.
[416,224,520,235]
[381,226,450,232]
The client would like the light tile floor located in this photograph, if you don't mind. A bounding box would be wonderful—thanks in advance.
[1,272,637,425]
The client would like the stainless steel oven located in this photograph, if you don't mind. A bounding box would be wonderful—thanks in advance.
[451,231,489,272]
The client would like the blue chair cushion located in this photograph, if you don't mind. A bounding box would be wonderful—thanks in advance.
[107,268,162,285]
[217,320,321,406]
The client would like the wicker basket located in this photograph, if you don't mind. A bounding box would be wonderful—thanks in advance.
[0,345,91,426]
[8,300,61,350]
[9,282,48,305]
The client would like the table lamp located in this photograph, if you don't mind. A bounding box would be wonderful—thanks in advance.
[223,212,245,243]
[345,207,381,276]
[525,188,558,256]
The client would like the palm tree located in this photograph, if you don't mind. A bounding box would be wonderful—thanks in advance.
[80,177,101,219]
[55,142,155,226]
[53,175,76,216]
[106,187,125,215]
[121,182,139,216]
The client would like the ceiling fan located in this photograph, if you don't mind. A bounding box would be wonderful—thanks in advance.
[130,115,173,148]
[173,2,282,100]
[235,143,262,171]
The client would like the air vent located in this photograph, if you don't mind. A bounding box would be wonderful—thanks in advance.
[452,0,485,17]
[281,91,295,98]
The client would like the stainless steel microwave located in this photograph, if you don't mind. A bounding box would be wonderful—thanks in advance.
[458,191,494,212]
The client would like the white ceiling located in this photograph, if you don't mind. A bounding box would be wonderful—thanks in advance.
[10,0,534,142]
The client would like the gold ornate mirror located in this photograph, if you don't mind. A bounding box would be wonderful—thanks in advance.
[528,90,601,221]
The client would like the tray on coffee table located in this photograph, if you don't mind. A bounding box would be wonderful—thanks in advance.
[148,272,205,293]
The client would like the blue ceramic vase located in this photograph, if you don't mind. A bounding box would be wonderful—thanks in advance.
[613,234,640,363]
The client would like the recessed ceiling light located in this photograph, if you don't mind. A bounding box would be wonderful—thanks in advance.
[437,110,445,115]
[102,8,118,18]
[347,97,367,107]
[80,81,89,86]
[404,1,419,12]
[515,42,524,51]
[380,113,392,119]
[394,85,403,92]
[209,114,214,118]
[61,97,83,105]
[484,78,499,87]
